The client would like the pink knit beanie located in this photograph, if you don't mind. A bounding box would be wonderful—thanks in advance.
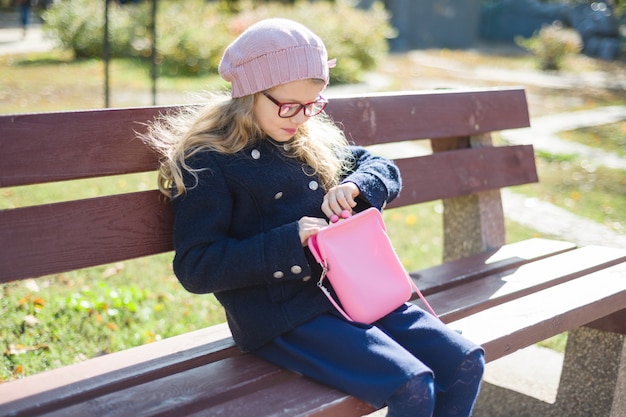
[219,18,333,98]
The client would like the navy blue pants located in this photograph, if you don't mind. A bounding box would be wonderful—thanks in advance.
[255,303,484,416]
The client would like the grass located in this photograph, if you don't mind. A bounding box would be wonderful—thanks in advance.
[1,172,158,208]
[2,46,624,380]
[0,51,224,114]
[1,254,226,381]
[558,121,626,158]
[514,153,626,234]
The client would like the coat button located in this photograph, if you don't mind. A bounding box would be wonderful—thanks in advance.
[274,192,283,200]
[291,265,302,274]
[302,275,311,282]
[251,149,261,159]
[308,180,319,191]
[273,271,284,279]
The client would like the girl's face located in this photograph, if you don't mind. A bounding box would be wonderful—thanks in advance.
[254,79,325,143]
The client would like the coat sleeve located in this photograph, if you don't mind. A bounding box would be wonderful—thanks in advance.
[171,152,312,295]
[341,146,402,210]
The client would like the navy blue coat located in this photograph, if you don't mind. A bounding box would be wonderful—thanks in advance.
[172,139,401,351]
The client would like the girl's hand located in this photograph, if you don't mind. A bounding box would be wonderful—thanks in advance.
[298,216,329,246]
[321,182,360,219]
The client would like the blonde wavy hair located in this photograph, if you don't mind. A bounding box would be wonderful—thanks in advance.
[140,87,352,199]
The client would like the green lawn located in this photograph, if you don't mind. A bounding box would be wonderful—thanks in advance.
[558,121,626,157]
[0,51,223,114]
[515,152,626,234]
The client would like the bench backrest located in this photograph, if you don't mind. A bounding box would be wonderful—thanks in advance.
[0,87,535,283]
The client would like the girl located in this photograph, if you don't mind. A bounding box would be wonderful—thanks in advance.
[142,18,484,417]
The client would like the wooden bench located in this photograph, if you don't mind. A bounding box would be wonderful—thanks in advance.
[1,87,625,417]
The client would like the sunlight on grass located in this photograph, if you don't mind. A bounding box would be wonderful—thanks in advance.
[513,155,626,234]
[1,172,159,209]
[558,121,626,157]
[384,203,443,271]
[0,52,224,114]
[0,253,226,381]
[537,333,568,353]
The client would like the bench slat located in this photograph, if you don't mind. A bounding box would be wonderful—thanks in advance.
[389,144,537,208]
[182,374,375,417]
[412,238,577,295]
[0,190,173,283]
[53,355,290,417]
[43,355,374,417]
[326,88,530,146]
[0,107,165,188]
[452,260,626,361]
[586,308,626,334]
[424,246,626,323]
[0,88,529,188]
[0,324,234,416]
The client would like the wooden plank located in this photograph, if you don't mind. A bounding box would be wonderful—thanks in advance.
[0,88,529,188]
[28,354,374,417]
[585,308,626,334]
[421,246,626,323]
[411,238,577,295]
[326,88,530,146]
[0,107,168,187]
[388,144,538,208]
[0,324,235,416]
[191,377,375,417]
[42,355,288,417]
[306,397,377,417]
[451,261,626,361]
[0,190,173,283]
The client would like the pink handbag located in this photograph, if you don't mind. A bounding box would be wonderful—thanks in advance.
[309,207,437,324]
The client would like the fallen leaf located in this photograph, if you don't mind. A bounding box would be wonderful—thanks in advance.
[7,343,49,355]
[23,314,39,327]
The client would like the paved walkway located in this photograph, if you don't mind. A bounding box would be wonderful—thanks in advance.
[407,49,626,91]
[502,106,626,171]
[0,11,55,56]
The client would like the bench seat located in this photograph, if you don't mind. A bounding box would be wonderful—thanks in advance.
[2,239,624,417]
[455,260,626,361]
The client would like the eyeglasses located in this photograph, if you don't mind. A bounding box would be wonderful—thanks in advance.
[262,92,328,118]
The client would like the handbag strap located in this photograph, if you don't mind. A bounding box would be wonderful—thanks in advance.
[317,260,355,322]
[316,259,439,321]
[409,278,439,319]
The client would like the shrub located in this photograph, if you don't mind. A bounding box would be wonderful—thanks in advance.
[42,0,394,83]
[42,0,151,59]
[229,1,394,84]
[515,22,582,71]
[148,1,233,76]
